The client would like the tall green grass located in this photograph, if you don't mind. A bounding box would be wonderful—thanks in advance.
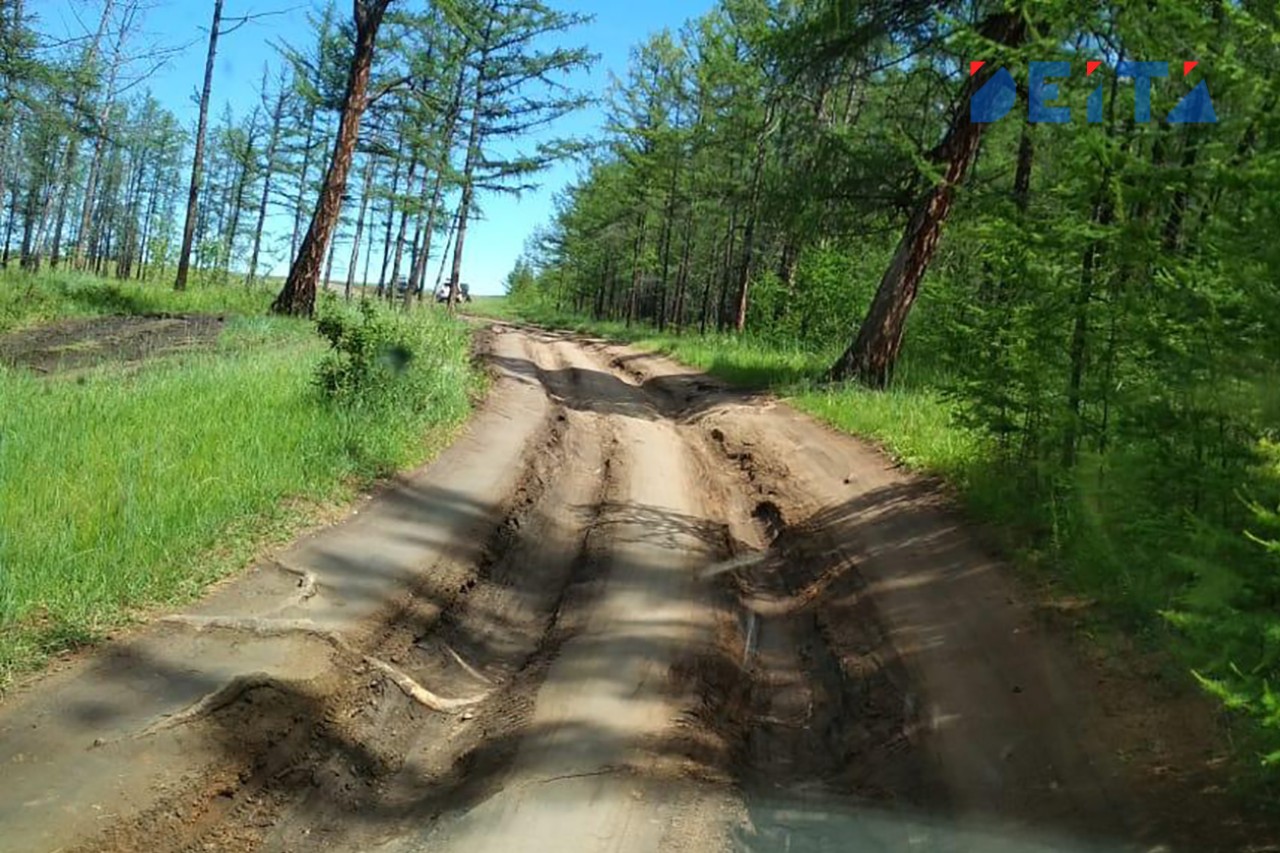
[0,268,273,334]
[0,277,477,684]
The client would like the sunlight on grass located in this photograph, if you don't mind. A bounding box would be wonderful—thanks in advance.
[0,268,273,334]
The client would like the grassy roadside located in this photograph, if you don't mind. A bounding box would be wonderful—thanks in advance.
[0,268,273,333]
[0,274,479,687]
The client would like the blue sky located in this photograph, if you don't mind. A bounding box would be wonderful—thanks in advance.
[39,0,715,295]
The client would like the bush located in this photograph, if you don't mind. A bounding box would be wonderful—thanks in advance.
[315,296,414,402]
[311,294,476,475]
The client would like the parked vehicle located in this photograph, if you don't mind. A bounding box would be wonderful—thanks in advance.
[436,283,472,304]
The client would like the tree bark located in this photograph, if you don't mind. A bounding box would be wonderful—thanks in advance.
[222,110,259,284]
[272,0,392,316]
[733,102,775,333]
[174,0,224,290]
[829,12,1028,386]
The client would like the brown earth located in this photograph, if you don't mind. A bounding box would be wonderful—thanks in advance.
[0,322,1276,852]
[0,313,225,373]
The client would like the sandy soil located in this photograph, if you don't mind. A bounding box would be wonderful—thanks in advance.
[0,323,1275,853]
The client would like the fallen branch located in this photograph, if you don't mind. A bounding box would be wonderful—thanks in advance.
[137,672,280,737]
[441,642,493,685]
[360,655,488,713]
[267,558,318,603]
[697,551,768,581]
[158,615,490,716]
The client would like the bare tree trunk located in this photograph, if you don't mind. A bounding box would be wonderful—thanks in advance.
[174,0,224,290]
[222,109,259,284]
[625,210,646,327]
[291,100,318,262]
[73,20,129,274]
[0,0,18,229]
[137,166,160,280]
[377,133,405,294]
[431,203,460,299]
[447,7,497,315]
[829,12,1027,386]
[361,186,377,286]
[50,0,118,269]
[716,208,738,331]
[733,103,774,333]
[272,0,392,316]
[672,204,695,333]
[386,156,419,297]
[407,59,468,309]
[248,81,289,286]
[323,223,339,292]
[404,170,442,307]
[345,153,376,299]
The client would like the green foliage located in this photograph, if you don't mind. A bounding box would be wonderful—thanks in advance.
[315,296,412,400]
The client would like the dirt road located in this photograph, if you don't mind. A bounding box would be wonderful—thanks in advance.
[0,323,1271,852]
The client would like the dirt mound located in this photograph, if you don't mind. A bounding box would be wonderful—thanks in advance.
[0,313,226,373]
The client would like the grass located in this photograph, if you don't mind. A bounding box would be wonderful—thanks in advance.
[0,267,279,334]
[0,272,478,685]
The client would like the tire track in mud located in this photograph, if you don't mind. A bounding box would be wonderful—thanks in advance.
[562,332,932,814]
[389,327,746,853]
[69,331,614,853]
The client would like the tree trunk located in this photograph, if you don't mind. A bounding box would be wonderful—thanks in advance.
[174,0,224,290]
[377,132,405,294]
[733,103,774,333]
[447,2,499,315]
[405,58,467,309]
[272,0,392,316]
[291,100,318,262]
[248,83,288,286]
[49,0,117,270]
[829,12,1027,386]
[431,203,460,298]
[626,209,646,327]
[404,170,442,307]
[386,156,419,297]
[223,112,258,284]
[345,153,376,299]
[1061,54,1124,469]
[672,205,695,333]
[323,222,340,292]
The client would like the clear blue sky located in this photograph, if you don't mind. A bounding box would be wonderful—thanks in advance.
[38,0,715,295]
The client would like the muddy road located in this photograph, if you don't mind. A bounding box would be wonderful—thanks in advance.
[0,323,1271,852]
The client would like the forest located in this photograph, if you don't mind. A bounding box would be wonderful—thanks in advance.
[0,0,590,317]
[505,0,1280,765]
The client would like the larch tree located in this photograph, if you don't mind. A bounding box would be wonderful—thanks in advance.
[272,0,396,316]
